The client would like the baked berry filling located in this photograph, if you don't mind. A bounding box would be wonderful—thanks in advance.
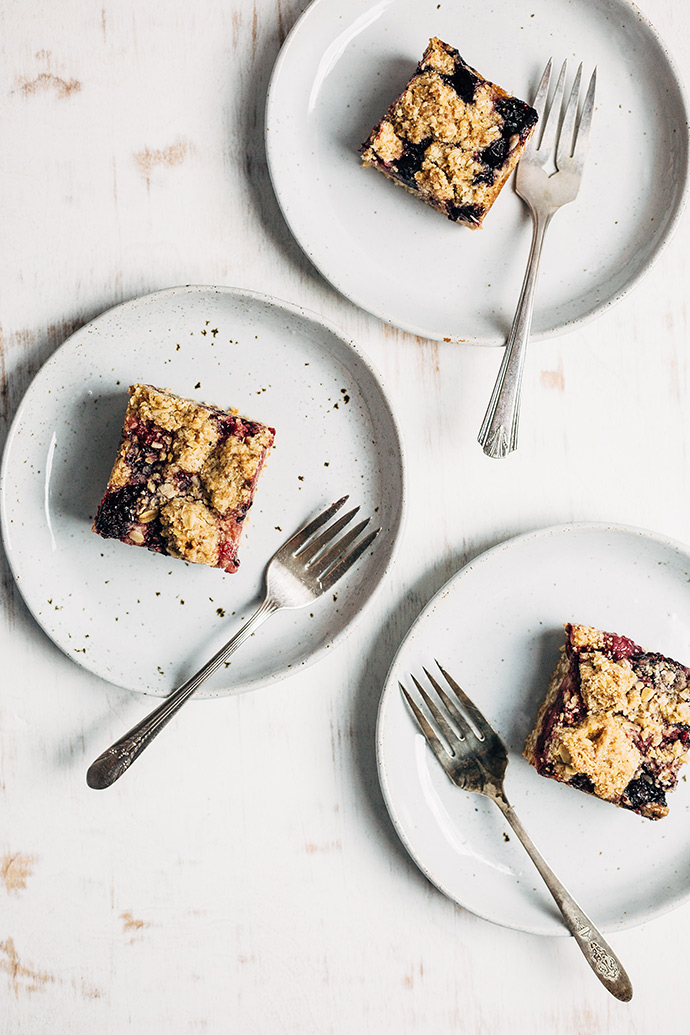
[361,38,538,229]
[93,384,274,574]
[93,484,143,540]
[524,623,690,820]
[447,202,484,225]
[393,139,432,189]
[495,97,538,138]
[440,61,480,104]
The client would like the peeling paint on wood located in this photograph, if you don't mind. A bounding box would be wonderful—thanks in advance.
[133,141,191,185]
[0,854,35,893]
[18,72,82,99]
[0,939,56,996]
[120,911,150,933]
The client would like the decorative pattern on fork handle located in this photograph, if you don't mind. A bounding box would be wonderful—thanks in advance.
[575,924,621,981]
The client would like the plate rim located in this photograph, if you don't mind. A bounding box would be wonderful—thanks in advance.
[0,283,407,696]
[266,0,690,346]
[376,519,690,935]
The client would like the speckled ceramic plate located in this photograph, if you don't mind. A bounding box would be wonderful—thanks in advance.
[0,286,404,697]
[266,0,689,344]
[377,523,690,935]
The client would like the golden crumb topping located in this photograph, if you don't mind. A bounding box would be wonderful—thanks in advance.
[368,72,506,211]
[393,75,502,148]
[421,37,457,76]
[368,121,403,163]
[159,499,220,567]
[551,716,642,801]
[201,430,272,513]
[578,653,637,713]
[171,421,220,472]
[128,383,210,433]
[569,624,606,651]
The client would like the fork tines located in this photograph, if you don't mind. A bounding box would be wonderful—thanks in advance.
[400,662,502,760]
[530,58,596,170]
[290,496,381,589]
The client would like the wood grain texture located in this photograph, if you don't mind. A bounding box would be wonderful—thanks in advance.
[1,0,690,1031]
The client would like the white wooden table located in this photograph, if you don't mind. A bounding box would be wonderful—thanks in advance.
[1,1,689,1030]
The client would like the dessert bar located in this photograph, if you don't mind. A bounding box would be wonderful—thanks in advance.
[524,623,690,819]
[93,383,275,574]
[361,37,538,228]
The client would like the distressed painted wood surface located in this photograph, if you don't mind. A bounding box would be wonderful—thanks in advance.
[1,0,690,1031]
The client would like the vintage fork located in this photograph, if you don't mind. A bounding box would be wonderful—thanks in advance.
[87,496,380,789]
[400,663,633,1002]
[478,60,597,458]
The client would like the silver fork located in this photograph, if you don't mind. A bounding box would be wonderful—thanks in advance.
[401,663,633,1002]
[478,60,597,458]
[87,496,379,789]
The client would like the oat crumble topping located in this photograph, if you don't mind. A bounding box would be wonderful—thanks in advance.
[159,498,221,567]
[93,384,275,574]
[524,623,690,819]
[360,37,538,228]
[554,715,641,800]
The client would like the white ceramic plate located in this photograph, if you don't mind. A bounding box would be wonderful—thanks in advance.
[266,0,689,344]
[377,523,690,935]
[1,286,404,697]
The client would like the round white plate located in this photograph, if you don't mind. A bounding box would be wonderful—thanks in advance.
[1,286,404,697]
[377,523,690,935]
[266,0,689,344]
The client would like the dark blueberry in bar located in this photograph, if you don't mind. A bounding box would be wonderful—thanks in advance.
[94,484,144,540]
[568,773,595,794]
[447,202,484,226]
[495,97,539,138]
[481,138,510,169]
[623,772,667,812]
[393,139,430,188]
[441,61,480,105]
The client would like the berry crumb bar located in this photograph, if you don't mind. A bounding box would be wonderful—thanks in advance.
[93,384,275,574]
[523,623,690,819]
[361,37,538,228]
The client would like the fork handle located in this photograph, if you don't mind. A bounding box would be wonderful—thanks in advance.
[86,595,280,790]
[493,794,633,1001]
[477,210,553,459]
